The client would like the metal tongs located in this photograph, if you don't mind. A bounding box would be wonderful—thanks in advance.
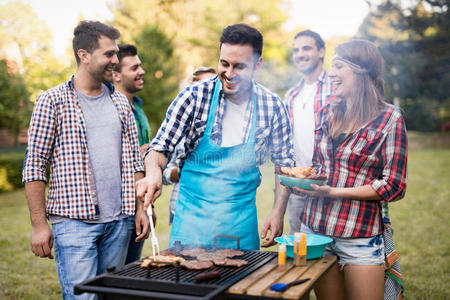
[147,205,160,260]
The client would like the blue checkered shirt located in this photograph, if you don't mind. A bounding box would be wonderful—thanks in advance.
[149,76,295,168]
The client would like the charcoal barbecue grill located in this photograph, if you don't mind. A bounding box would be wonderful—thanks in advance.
[74,238,277,300]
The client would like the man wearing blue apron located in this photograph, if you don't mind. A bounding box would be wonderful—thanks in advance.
[137,24,295,250]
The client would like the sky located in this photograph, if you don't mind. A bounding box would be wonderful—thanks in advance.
[4,0,371,57]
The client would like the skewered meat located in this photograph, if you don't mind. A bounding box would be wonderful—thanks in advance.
[180,248,206,257]
[180,259,213,270]
[214,249,245,258]
[140,255,185,268]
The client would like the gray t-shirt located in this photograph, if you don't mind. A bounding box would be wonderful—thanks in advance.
[49,85,125,224]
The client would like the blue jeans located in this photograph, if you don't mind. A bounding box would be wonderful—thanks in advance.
[125,216,145,264]
[53,218,131,300]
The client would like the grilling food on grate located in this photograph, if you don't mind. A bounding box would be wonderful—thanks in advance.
[197,252,227,261]
[214,249,245,258]
[194,271,221,283]
[180,259,214,270]
[196,252,248,267]
[180,248,206,257]
[280,166,314,178]
[159,249,178,257]
[213,258,249,267]
[140,255,185,268]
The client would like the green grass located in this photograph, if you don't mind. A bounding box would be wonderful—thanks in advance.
[0,132,448,299]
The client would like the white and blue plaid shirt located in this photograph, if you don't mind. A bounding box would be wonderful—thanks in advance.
[148,76,295,169]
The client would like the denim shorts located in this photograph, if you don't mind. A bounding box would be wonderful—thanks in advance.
[301,225,385,267]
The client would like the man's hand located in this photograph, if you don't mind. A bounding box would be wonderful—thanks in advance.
[260,211,284,247]
[25,181,53,259]
[136,171,163,210]
[136,150,167,210]
[140,143,150,156]
[31,223,54,259]
[134,206,151,242]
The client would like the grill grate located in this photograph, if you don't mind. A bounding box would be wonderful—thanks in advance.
[116,250,276,284]
[75,249,277,300]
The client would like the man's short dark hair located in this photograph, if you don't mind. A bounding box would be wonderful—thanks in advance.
[113,44,138,72]
[73,20,120,65]
[220,24,263,58]
[294,30,325,51]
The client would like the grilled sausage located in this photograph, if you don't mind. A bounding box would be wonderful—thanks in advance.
[194,271,221,283]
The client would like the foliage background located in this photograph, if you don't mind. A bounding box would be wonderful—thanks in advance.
[0,0,449,299]
[1,0,448,138]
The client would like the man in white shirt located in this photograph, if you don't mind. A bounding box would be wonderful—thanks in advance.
[282,30,334,234]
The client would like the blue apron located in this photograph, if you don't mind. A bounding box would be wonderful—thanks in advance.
[169,80,261,250]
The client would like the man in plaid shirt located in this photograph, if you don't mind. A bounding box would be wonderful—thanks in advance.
[136,24,295,249]
[23,21,148,299]
[281,30,334,234]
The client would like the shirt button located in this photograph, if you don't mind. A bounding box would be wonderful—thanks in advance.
[92,192,96,196]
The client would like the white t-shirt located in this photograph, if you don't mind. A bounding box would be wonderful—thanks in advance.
[221,98,249,147]
[292,82,317,166]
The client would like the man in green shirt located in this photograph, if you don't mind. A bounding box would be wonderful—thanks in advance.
[113,43,154,263]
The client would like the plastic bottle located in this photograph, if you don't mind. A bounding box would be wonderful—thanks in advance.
[298,233,307,266]
[278,243,286,272]
[294,232,302,266]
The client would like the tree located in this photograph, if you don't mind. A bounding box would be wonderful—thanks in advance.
[0,0,71,102]
[110,0,290,80]
[134,25,180,132]
[0,60,31,145]
[357,0,450,131]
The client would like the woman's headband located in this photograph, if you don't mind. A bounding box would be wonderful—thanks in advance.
[333,55,368,72]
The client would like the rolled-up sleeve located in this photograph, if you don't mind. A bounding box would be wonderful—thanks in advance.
[22,92,56,183]
[146,87,194,158]
[270,99,295,167]
[371,113,408,202]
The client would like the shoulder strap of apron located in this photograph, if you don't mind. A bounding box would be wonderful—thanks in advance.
[204,80,222,137]
[205,79,257,143]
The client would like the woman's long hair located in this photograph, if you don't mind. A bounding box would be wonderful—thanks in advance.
[329,40,388,139]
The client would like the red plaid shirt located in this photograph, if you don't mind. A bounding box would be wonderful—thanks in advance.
[301,104,408,237]
[22,76,144,220]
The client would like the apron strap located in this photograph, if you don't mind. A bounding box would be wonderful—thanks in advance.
[205,79,257,144]
[204,80,221,137]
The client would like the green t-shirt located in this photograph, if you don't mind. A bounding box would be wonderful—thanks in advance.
[132,96,151,146]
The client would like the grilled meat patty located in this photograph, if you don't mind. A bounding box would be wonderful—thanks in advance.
[180,248,206,257]
[180,259,213,270]
[215,249,245,257]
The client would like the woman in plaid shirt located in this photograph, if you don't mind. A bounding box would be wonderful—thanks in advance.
[295,40,407,300]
